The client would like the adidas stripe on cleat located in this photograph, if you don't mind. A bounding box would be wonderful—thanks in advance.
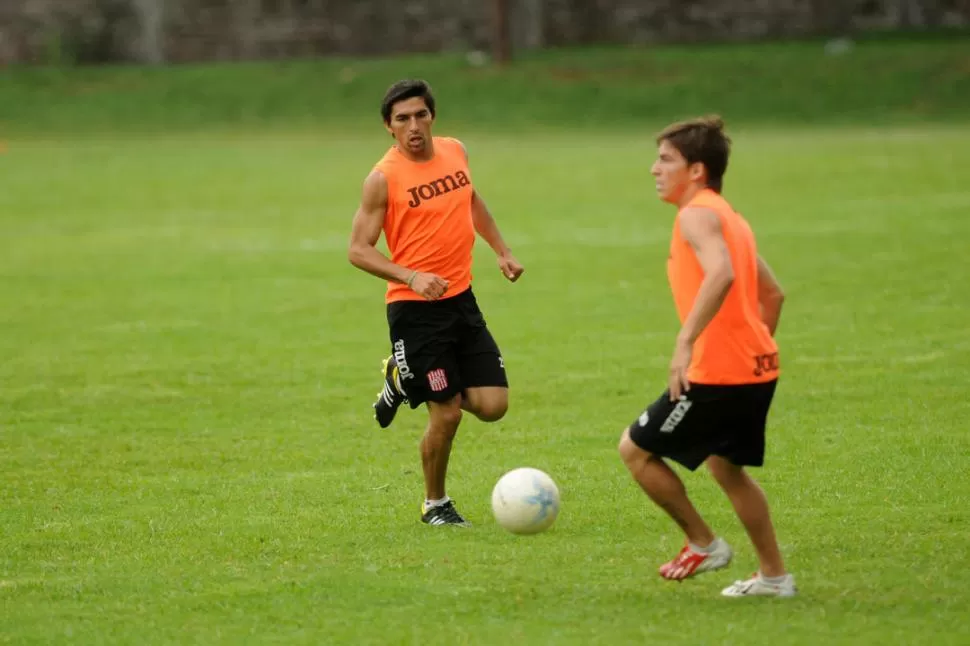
[421,500,471,527]
[373,355,407,429]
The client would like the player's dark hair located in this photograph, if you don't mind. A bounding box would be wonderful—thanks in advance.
[381,79,436,125]
[657,115,731,192]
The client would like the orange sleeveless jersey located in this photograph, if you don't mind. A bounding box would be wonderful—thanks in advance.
[374,137,476,304]
[667,189,779,385]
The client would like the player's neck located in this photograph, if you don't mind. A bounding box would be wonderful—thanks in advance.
[395,140,436,163]
[675,183,709,209]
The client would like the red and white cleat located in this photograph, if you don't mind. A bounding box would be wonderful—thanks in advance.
[658,538,733,581]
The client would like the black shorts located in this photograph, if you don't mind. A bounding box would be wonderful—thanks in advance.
[387,287,508,408]
[627,380,778,471]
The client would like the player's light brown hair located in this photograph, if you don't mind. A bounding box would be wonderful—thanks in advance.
[657,115,732,192]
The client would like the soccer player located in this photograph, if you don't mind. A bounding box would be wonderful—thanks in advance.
[617,116,796,597]
[348,79,524,527]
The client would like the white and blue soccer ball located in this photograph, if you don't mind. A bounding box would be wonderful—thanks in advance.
[491,467,560,535]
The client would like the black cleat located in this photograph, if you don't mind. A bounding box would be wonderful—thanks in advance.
[421,500,471,527]
[374,355,407,429]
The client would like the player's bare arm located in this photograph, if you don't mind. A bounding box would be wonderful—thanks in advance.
[455,140,524,282]
[668,206,735,400]
[348,170,448,300]
[471,190,524,282]
[756,255,785,336]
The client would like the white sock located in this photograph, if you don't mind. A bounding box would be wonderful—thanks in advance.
[425,496,450,509]
[688,538,719,554]
[760,572,788,584]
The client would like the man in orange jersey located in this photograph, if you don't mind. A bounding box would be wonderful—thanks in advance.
[348,79,524,527]
[617,116,796,597]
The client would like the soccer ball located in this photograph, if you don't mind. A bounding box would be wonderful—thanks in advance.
[491,467,560,535]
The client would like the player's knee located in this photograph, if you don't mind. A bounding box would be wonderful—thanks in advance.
[474,398,507,422]
[440,407,463,430]
[618,428,645,466]
[464,388,508,422]
[475,407,506,423]
[430,400,463,431]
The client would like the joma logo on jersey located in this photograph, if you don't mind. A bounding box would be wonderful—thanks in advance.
[406,170,471,208]
[753,352,780,377]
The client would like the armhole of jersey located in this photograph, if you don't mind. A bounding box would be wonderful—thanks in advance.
[441,137,466,160]
[679,203,727,235]
[374,161,394,191]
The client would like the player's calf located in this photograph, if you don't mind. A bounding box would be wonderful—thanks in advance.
[707,456,787,578]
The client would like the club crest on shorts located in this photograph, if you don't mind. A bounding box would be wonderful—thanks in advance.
[427,368,448,392]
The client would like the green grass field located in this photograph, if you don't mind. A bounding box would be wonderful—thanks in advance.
[3,33,970,134]
[3,39,970,645]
